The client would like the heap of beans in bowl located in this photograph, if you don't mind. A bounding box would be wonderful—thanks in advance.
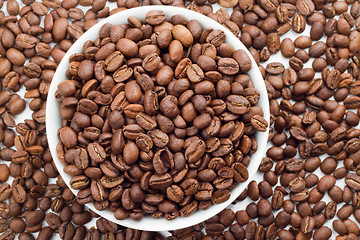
[55,10,268,221]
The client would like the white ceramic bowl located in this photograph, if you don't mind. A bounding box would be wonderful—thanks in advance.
[46,5,270,232]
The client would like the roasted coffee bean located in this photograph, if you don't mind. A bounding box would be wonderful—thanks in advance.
[232,163,249,183]
[292,14,306,33]
[345,173,360,190]
[251,115,268,132]
[12,184,26,204]
[205,223,225,236]
[313,226,332,240]
[146,10,166,25]
[0,164,9,182]
[325,201,337,220]
[185,139,206,163]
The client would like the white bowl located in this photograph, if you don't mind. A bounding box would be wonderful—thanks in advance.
[46,5,270,232]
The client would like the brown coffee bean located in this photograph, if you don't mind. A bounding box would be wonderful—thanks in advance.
[87,142,106,163]
[300,216,315,234]
[146,10,166,25]
[296,0,315,16]
[12,184,26,204]
[185,139,206,163]
[166,185,184,203]
[292,14,306,33]
[123,142,139,165]
[153,149,174,174]
[142,53,161,72]
[136,112,157,130]
[149,173,172,190]
[233,49,252,73]
[205,223,225,236]
[259,0,279,12]
[313,226,332,240]
[0,164,9,182]
[280,38,295,58]
[70,175,89,190]
[345,173,360,190]
[218,58,239,75]
[251,115,268,132]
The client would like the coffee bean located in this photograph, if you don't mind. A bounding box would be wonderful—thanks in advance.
[313,226,332,240]
[145,10,166,25]
[259,0,279,12]
[136,112,157,130]
[280,38,295,58]
[249,115,267,132]
[233,49,252,73]
[292,14,306,33]
[345,173,360,190]
[325,201,337,220]
[0,164,9,182]
[289,177,305,193]
[233,163,248,183]
[205,223,225,236]
[87,142,106,163]
[296,0,315,16]
[185,139,206,163]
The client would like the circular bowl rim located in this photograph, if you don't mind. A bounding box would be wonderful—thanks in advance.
[46,5,270,232]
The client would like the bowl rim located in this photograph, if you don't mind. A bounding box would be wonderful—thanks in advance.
[46,5,270,232]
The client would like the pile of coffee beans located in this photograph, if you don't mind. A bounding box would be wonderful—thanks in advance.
[1,0,360,238]
[55,9,267,221]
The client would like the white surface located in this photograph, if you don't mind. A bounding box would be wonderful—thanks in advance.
[46,5,270,232]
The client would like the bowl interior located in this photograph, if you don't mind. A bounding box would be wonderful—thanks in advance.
[46,5,270,232]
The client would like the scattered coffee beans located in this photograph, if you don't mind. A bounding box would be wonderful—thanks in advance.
[1,0,360,238]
